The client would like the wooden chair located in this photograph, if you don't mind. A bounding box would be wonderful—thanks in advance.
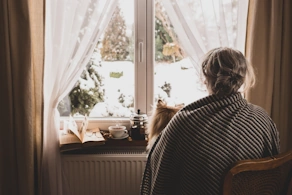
[223,150,292,195]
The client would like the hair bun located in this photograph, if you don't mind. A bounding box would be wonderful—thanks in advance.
[201,47,251,97]
[229,72,241,83]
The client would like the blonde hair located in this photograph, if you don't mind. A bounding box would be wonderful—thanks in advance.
[202,47,255,96]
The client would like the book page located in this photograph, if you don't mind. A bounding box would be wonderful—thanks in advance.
[79,115,89,142]
[67,116,81,141]
[82,128,105,143]
[59,130,81,145]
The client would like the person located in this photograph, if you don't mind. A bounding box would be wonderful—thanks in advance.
[140,47,280,195]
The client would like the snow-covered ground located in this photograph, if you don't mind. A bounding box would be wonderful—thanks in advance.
[154,58,208,105]
[88,58,208,117]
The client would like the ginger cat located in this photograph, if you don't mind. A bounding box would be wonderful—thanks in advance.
[146,99,184,151]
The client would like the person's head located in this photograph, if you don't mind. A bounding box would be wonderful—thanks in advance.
[201,47,255,97]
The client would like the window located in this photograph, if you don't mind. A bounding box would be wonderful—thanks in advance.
[57,0,248,126]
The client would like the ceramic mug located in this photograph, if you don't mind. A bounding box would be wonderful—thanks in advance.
[108,126,127,138]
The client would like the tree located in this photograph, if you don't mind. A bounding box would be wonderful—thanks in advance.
[155,17,173,62]
[160,81,172,97]
[100,6,129,61]
[68,50,105,116]
[155,1,185,63]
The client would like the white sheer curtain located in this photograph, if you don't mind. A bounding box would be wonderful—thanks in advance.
[160,0,249,73]
[43,0,118,194]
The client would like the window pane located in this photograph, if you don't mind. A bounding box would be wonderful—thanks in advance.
[58,0,135,117]
[57,0,245,118]
[154,1,208,107]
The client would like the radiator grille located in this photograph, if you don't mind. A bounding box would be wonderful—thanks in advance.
[62,153,147,195]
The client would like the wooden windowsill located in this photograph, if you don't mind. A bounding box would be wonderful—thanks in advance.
[61,138,148,154]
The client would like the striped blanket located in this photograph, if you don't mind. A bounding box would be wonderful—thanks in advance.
[140,92,280,195]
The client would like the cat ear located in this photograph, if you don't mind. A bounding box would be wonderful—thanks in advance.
[157,99,164,106]
[175,103,185,108]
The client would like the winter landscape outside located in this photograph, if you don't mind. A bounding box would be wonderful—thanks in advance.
[57,50,208,117]
[57,0,234,117]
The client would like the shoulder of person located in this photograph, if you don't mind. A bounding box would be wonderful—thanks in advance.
[247,103,271,116]
[247,103,277,128]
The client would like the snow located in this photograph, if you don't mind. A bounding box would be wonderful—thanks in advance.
[88,57,208,117]
[79,70,95,90]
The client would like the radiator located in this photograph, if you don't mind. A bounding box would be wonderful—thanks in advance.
[61,152,147,195]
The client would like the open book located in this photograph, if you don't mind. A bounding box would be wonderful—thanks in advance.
[59,116,105,152]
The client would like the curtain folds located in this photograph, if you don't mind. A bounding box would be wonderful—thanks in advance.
[43,0,118,194]
[0,0,44,195]
[160,0,249,74]
[245,0,292,152]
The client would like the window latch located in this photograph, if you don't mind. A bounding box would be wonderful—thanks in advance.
[139,41,143,62]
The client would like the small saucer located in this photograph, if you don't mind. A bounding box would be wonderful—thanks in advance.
[110,133,129,140]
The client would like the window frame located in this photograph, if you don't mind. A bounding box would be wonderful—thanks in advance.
[60,0,250,131]
[60,0,155,130]
[135,0,155,116]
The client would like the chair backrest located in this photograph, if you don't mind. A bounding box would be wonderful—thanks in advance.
[223,150,292,195]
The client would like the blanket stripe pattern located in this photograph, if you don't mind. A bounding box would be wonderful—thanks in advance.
[140,92,280,195]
